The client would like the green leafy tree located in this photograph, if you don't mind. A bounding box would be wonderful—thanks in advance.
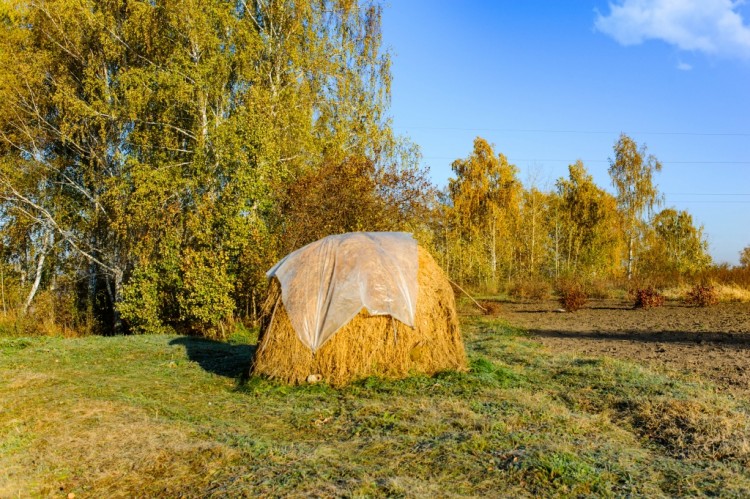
[0,0,418,335]
[608,134,663,279]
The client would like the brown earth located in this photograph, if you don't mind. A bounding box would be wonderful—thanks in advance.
[497,299,750,395]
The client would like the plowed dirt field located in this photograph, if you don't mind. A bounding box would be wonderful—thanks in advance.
[500,299,750,394]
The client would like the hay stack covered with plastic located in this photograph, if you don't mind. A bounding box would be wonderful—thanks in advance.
[251,232,466,386]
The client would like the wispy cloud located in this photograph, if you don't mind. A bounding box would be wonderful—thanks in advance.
[676,61,693,70]
[595,0,750,60]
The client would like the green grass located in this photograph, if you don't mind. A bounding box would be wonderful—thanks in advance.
[2,317,750,497]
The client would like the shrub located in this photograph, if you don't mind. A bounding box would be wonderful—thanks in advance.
[686,283,719,307]
[557,282,587,312]
[119,266,172,335]
[631,286,665,309]
[479,300,503,316]
[178,249,235,340]
[508,278,551,301]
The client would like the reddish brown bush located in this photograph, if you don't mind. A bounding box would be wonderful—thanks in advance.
[479,300,503,316]
[632,286,665,309]
[686,284,719,307]
[558,282,587,312]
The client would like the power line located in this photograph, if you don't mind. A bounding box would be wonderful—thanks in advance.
[667,193,750,196]
[423,156,750,164]
[669,201,750,204]
[396,126,750,137]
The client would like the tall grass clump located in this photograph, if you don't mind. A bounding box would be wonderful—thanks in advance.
[702,264,750,289]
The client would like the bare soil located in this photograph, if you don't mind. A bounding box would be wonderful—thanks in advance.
[498,299,750,395]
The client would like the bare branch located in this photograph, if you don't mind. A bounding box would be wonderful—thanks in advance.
[0,178,117,274]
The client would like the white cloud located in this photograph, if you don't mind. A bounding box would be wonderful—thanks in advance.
[595,0,750,60]
[676,61,693,70]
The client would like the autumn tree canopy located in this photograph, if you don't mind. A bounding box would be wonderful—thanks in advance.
[640,208,711,276]
[447,137,520,289]
[608,133,663,279]
[554,161,622,278]
[0,2,724,336]
[739,246,750,269]
[0,0,428,335]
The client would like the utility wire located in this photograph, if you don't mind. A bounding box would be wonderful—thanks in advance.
[395,126,750,137]
[423,156,750,164]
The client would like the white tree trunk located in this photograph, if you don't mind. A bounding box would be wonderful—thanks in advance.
[627,234,634,280]
[22,230,53,315]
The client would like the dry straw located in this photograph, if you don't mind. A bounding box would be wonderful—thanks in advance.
[250,247,467,386]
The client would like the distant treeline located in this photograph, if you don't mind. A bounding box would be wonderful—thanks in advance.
[435,134,713,291]
[0,0,744,337]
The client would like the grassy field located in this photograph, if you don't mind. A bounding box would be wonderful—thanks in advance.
[3,315,750,497]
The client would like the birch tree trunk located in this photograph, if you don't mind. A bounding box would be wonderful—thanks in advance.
[22,230,53,315]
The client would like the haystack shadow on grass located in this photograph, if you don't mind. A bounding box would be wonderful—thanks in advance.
[169,337,256,379]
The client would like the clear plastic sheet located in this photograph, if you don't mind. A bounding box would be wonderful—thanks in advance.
[266,232,418,352]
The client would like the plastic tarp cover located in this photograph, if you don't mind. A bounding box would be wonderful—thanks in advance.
[266,232,418,352]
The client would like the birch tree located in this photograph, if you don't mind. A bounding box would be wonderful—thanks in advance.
[640,208,711,276]
[741,246,750,269]
[448,137,520,288]
[0,0,413,335]
[608,134,663,279]
[556,161,623,278]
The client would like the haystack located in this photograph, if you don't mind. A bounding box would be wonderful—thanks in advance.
[250,234,466,386]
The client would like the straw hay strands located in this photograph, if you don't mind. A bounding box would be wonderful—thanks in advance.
[251,246,466,386]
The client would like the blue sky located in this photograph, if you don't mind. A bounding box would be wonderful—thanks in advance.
[382,0,750,265]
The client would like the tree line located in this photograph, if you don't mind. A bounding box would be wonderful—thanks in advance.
[436,135,713,292]
[0,0,736,338]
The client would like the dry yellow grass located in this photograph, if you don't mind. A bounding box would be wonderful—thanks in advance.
[0,399,237,497]
[662,283,750,303]
[251,247,467,386]
[715,283,750,302]
[631,398,750,461]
